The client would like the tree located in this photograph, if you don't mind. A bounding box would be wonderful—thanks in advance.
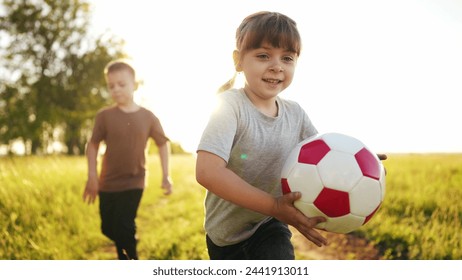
[0,0,126,155]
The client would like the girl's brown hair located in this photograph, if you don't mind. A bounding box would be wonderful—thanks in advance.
[218,11,301,93]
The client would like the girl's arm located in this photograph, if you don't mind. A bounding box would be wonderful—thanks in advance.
[196,150,328,247]
[157,142,173,195]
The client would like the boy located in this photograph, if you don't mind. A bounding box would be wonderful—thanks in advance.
[83,59,172,260]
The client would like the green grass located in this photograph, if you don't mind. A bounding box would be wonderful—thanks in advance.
[362,154,462,259]
[0,154,207,260]
[0,156,103,259]
[0,154,461,259]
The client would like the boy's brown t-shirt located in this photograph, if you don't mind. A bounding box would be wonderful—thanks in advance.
[90,106,169,192]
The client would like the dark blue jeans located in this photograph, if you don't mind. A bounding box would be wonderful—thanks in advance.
[206,218,295,260]
[99,189,143,260]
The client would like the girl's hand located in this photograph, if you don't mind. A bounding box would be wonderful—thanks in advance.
[271,192,328,247]
[377,154,388,175]
[377,154,387,160]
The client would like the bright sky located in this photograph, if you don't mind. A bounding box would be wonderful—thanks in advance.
[90,0,462,153]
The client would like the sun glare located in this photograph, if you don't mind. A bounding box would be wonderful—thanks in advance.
[91,0,462,153]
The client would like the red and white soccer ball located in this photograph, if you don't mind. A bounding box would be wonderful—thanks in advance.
[281,132,386,234]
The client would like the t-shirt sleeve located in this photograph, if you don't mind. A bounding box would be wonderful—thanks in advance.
[149,113,170,146]
[292,101,317,140]
[197,96,238,163]
[301,109,318,140]
[90,111,106,144]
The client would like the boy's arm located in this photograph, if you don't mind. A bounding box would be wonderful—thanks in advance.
[83,141,99,204]
[157,142,172,195]
[196,150,328,247]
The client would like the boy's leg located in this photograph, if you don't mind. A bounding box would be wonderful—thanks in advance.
[246,218,295,260]
[99,192,116,242]
[113,189,143,260]
[99,191,130,259]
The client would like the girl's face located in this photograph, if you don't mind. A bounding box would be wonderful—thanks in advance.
[106,69,137,107]
[237,43,298,103]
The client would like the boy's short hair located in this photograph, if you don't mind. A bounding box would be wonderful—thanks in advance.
[104,59,136,78]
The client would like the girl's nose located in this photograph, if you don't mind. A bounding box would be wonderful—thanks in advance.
[269,64,284,72]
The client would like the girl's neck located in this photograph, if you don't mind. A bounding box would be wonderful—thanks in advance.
[258,101,279,117]
[243,89,279,117]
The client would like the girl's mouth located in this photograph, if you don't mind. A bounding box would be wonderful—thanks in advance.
[263,78,282,84]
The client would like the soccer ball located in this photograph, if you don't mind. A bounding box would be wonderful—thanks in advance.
[281,132,386,234]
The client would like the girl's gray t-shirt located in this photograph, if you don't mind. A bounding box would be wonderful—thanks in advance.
[197,88,317,246]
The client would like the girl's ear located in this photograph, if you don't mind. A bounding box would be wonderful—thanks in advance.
[233,50,242,72]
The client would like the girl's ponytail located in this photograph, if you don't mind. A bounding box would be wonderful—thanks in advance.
[217,72,237,94]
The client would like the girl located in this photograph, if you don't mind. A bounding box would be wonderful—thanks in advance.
[196,11,328,260]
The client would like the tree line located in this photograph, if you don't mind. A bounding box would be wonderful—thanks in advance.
[0,0,131,155]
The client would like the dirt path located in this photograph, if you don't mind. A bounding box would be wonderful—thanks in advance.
[291,227,382,260]
[90,228,382,260]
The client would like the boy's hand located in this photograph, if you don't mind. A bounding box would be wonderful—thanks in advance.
[272,192,328,247]
[161,176,173,195]
[83,177,99,204]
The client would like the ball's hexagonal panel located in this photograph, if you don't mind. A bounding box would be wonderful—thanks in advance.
[349,177,382,216]
[323,214,365,234]
[322,132,364,154]
[286,163,324,203]
[294,200,327,230]
[314,187,350,217]
[317,151,362,191]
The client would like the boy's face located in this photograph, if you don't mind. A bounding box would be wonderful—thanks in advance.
[237,43,297,102]
[106,69,137,106]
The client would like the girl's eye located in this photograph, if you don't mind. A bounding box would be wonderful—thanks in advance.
[283,56,294,62]
[256,54,269,60]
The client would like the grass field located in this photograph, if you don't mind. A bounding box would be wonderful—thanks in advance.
[365,154,462,259]
[0,153,461,260]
